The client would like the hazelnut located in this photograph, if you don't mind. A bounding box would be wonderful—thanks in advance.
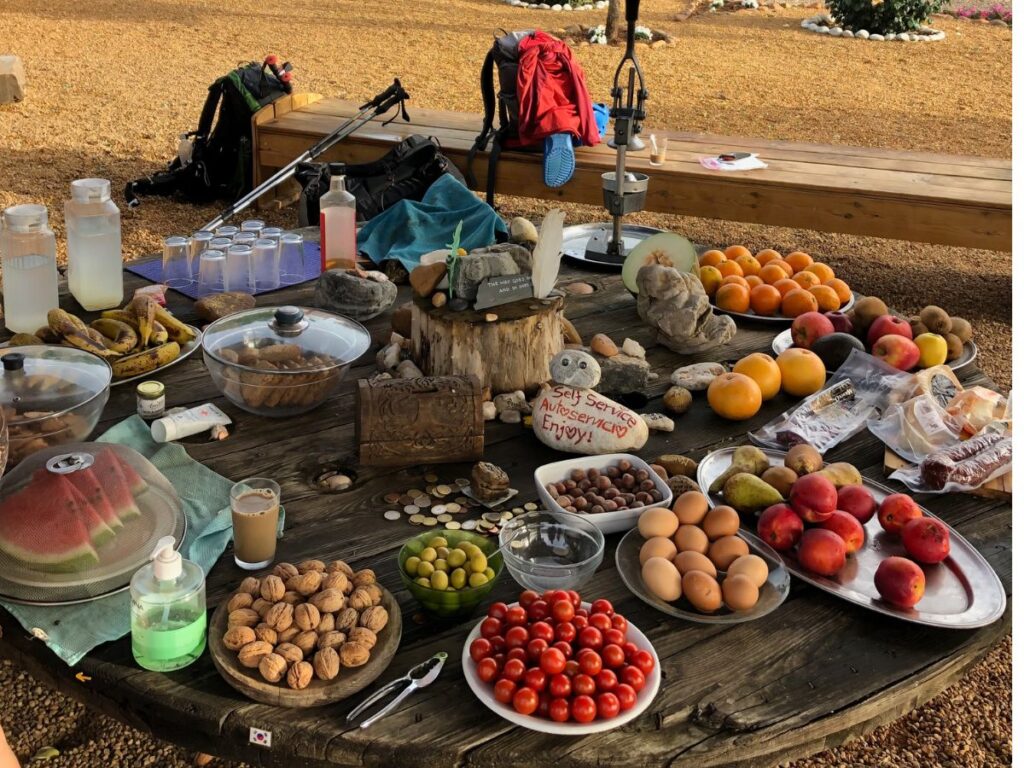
[260,575,286,603]
[321,571,349,592]
[286,661,313,690]
[351,569,376,588]
[327,560,355,578]
[259,652,288,683]
[364,583,383,606]
[281,591,303,606]
[294,603,321,632]
[359,606,389,633]
[310,588,344,613]
[317,613,336,634]
[227,593,254,613]
[348,587,373,612]
[313,647,340,681]
[227,608,260,629]
[287,571,323,597]
[297,559,326,574]
[277,626,299,644]
[317,630,346,651]
[237,640,273,668]
[347,627,377,650]
[251,598,272,618]
[273,562,299,580]
[275,643,304,664]
[223,626,256,651]
[339,642,370,668]
[265,602,295,633]
[253,624,279,646]
[237,577,260,597]
[336,608,359,633]
[293,630,318,656]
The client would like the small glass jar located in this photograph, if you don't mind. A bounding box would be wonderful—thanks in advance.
[136,380,166,420]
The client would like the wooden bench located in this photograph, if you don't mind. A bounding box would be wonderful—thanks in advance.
[253,93,1011,251]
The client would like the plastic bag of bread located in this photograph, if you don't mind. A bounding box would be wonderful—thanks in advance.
[891,423,1011,493]
[867,394,964,463]
[945,387,1008,438]
[911,365,962,410]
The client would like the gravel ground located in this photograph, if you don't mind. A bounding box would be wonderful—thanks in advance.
[0,1,1011,765]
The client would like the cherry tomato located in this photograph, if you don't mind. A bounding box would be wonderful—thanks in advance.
[523,666,547,692]
[553,641,574,658]
[506,647,527,664]
[631,650,655,676]
[494,679,516,704]
[539,647,566,675]
[589,612,612,632]
[476,657,499,683]
[615,683,637,712]
[549,697,570,723]
[487,602,508,621]
[542,589,557,603]
[619,664,646,692]
[602,628,625,647]
[549,589,570,605]
[526,638,548,660]
[480,617,503,638]
[504,626,529,649]
[622,642,639,658]
[610,613,628,633]
[575,608,589,620]
[528,621,554,643]
[602,644,626,669]
[501,658,525,683]
[551,599,575,623]
[577,649,603,676]
[563,659,580,678]
[527,599,550,621]
[572,673,596,696]
[571,694,597,723]
[470,638,493,662]
[489,635,506,654]
[512,686,538,715]
[505,605,528,626]
[492,653,505,670]
[596,668,618,692]
[536,691,551,718]
[578,626,603,650]
[596,691,621,720]
[571,614,589,631]
[591,598,614,616]
[548,672,571,698]
[567,590,582,609]
[554,622,576,644]
[519,590,540,607]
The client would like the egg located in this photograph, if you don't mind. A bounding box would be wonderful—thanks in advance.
[722,574,759,611]
[682,570,723,613]
[673,550,717,578]
[709,535,750,571]
[673,524,709,554]
[702,505,740,540]
[639,536,678,565]
[727,554,769,587]
[672,491,708,525]
[642,556,683,602]
[638,507,679,539]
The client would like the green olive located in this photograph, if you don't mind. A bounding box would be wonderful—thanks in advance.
[450,567,467,589]
[420,546,438,563]
[447,549,467,568]
[456,541,475,554]
[428,536,447,549]
[404,556,421,577]
[465,544,483,560]
[415,577,431,587]
[468,572,489,588]
[468,553,488,574]
[483,567,496,580]
[434,559,449,573]
[416,560,435,578]
[436,546,451,560]
[430,570,449,590]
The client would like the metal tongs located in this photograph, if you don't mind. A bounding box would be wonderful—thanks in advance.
[346,652,447,729]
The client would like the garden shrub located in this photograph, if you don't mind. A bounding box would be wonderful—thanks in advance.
[826,0,944,33]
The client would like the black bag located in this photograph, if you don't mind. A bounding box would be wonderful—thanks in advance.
[125,58,293,207]
[295,134,466,226]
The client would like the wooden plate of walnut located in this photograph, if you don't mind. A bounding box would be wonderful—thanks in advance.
[208,559,403,707]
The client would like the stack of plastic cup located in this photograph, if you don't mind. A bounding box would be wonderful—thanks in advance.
[240,219,265,234]
[210,236,232,253]
[197,250,227,297]
[278,233,305,284]
[225,244,254,293]
[252,238,280,291]
[162,236,192,289]
[189,231,214,277]
[233,232,257,246]
[215,225,239,239]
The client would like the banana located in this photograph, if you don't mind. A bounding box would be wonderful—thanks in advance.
[129,295,157,347]
[34,326,62,344]
[9,333,43,347]
[90,319,138,354]
[100,309,137,325]
[47,308,87,335]
[111,342,181,379]
[62,327,121,358]
[151,321,169,346]
[153,305,196,345]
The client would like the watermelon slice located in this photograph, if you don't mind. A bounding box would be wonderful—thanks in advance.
[30,470,114,548]
[92,449,141,521]
[56,472,118,547]
[64,467,123,534]
[0,484,100,573]
[114,452,148,497]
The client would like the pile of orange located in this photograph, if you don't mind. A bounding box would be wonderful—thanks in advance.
[706,349,828,421]
[699,246,853,319]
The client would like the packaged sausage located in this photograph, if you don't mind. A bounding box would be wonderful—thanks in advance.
[890,424,1012,493]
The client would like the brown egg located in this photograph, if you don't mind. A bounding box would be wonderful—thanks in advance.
[727,554,769,588]
[722,574,759,611]
[638,507,679,539]
[673,524,709,554]
[642,557,683,602]
[682,570,723,613]
[639,536,678,565]
[673,550,717,579]
[708,535,750,571]
[702,505,740,540]
[672,491,708,525]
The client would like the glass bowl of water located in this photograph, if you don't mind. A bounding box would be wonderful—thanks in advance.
[498,510,604,592]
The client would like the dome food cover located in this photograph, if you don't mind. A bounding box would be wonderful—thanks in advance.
[0,442,185,605]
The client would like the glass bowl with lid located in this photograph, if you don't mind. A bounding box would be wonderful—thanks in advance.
[201,305,371,417]
[0,346,112,467]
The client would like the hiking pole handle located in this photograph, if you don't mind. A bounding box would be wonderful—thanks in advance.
[626,0,640,22]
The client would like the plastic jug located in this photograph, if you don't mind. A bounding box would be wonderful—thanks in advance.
[0,204,59,334]
[319,163,357,272]
[65,178,123,310]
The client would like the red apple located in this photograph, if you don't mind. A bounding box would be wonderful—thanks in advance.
[789,473,838,523]
[757,503,804,551]
[837,485,877,524]
[901,517,950,564]
[791,312,835,349]
[878,493,922,534]
[867,315,914,348]
[825,311,854,335]
[874,556,926,608]
[819,510,865,554]
[872,334,921,371]
[797,528,847,576]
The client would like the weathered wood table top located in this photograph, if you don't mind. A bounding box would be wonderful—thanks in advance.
[0,264,1010,768]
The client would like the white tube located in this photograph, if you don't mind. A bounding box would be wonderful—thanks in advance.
[151,403,231,443]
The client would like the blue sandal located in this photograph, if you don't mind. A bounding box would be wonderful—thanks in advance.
[543,132,576,188]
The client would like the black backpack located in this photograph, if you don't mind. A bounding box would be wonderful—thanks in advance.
[125,58,293,207]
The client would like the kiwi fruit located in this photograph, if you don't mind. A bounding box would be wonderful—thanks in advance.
[909,316,929,338]
[852,296,888,334]
[920,305,952,335]
[949,317,973,342]
[943,332,964,362]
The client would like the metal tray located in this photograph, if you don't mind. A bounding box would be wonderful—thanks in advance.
[111,325,203,387]
[615,527,790,624]
[696,447,1005,629]
[714,295,855,325]
[560,223,666,270]
[771,330,977,373]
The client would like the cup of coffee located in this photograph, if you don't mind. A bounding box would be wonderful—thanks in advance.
[230,478,281,570]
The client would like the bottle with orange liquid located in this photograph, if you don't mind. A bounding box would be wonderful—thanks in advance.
[319,164,357,272]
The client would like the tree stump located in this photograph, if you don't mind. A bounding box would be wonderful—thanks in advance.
[410,296,564,395]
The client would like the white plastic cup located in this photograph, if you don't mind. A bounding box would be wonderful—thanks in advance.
[278,233,305,283]
[225,244,254,294]
[196,250,226,297]
[240,219,265,233]
[214,225,239,239]
[189,231,214,276]
[162,236,192,289]
[252,238,280,291]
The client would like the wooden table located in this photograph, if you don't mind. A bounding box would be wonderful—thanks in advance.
[0,265,1010,768]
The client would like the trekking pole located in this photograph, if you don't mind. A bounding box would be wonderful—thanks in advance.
[200,78,410,232]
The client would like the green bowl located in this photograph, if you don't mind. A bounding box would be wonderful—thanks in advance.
[398,530,504,618]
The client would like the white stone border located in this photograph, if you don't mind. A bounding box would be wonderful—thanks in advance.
[505,0,607,9]
[800,13,945,40]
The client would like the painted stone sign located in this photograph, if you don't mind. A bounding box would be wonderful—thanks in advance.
[474,274,535,311]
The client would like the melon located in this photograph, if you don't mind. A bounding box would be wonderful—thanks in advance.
[113,451,148,497]
[0,483,100,573]
[92,449,141,521]
[62,468,122,542]
[621,233,699,295]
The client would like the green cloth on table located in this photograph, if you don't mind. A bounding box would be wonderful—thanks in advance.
[0,415,283,666]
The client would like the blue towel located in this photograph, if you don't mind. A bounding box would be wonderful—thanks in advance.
[356,174,507,274]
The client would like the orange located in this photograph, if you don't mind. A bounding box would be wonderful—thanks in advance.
[826,278,852,304]
[733,352,782,400]
[724,245,752,261]
[744,275,764,290]
[785,251,814,271]
[699,265,723,297]
[749,284,782,316]
[759,264,789,285]
[707,372,763,420]
[700,249,727,268]
[781,288,819,318]
[767,258,794,277]
[809,285,841,312]
[717,260,744,278]
[776,348,827,397]
[721,274,749,289]
[735,254,761,277]
[715,283,751,313]
[755,248,782,266]
[773,278,801,298]
[805,262,835,283]
[792,270,821,290]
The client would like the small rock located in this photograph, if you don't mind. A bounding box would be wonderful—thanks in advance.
[842,29,854,37]
[897,32,910,40]
[396,359,423,379]
[932,30,945,40]
[662,385,693,415]
[829,26,843,35]
[651,40,667,48]
[594,353,656,395]
[376,342,402,372]
[532,383,648,454]
[671,362,727,390]
[482,401,497,421]
[656,454,697,478]
[485,312,498,322]
[322,473,353,491]
[368,372,393,384]
[194,291,256,322]
[990,18,1008,26]
[450,298,470,311]
[314,269,397,321]
[885,32,896,39]
[431,291,447,308]
[410,262,447,298]
[621,338,645,359]
[509,217,539,246]
[550,349,602,389]
[642,413,675,432]
[816,25,830,33]
[855,29,870,38]
[499,409,522,424]
[565,282,595,295]
[494,391,530,414]
[0,56,26,105]
[561,316,582,345]
[668,474,702,497]
[649,463,669,482]
[869,33,884,40]
[590,333,618,357]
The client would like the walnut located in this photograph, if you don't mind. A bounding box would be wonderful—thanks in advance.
[237,640,273,668]
[317,630,346,651]
[359,606,389,633]
[260,575,286,603]
[294,603,321,632]
[227,592,254,613]
[274,643,304,664]
[297,559,326,574]
[237,577,260,597]
[343,581,354,596]
[310,588,344,613]
[327,560,354,577]
[273,562,299,580]
[351,569,377,588]
[287,661,313,690]
[364,583,383,606]
[287,571,322,597]
[321,571,349,592]
[223,626,256,651]
[339,642,370,668]
[293,630,319,656]
[259,652,288,683]
[336,608,359,633]
[347,627,377,650]
[281,590,303,606]
[227,608,260,629]
[253,624,279,646]
[251,598,272,618]
[277,626,299,644]
[265,602,294,633]
[313,647,340,681]
[348,587,374,612]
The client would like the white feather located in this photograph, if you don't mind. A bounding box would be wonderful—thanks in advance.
[531,209,565,299]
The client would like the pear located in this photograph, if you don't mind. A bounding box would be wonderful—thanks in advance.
[722,472,784,514]
[815,462,862,488]
[785,444,823,476]
[710,446,770,494]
